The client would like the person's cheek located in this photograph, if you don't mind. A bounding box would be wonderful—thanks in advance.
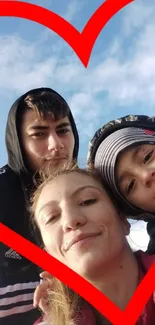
[40,229,54,254]
[45,230,63,261]
[98,207,113,226]
[30,137,45,155]
[28,142,37,156]
[68,134,74,149]
[33,142,44,156]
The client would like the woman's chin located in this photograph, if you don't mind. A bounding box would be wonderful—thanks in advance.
[70,253,103,278]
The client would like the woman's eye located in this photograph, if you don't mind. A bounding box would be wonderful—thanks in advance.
[127,180,135,195]
[45,214,59,225]
[80,199,97,206]
[143,150,153,164]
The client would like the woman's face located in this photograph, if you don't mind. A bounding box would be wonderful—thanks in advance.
[35,172,129,279]
[116,144,155,212]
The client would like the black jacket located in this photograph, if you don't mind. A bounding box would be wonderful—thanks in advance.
[0,88,79,325]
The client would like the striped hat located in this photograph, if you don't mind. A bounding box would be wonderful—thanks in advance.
[94,127,155,215]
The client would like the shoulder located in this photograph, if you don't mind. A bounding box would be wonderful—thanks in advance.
[0,165,8,176]
[135,250,155,271]
[0,165,15,179]
[0,164,23,215]
[0,165,11,188]
[0,164,20,187]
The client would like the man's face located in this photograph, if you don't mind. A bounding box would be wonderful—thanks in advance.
[20,110,75,171]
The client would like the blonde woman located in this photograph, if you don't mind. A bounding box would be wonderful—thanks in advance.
[31,164,155,325]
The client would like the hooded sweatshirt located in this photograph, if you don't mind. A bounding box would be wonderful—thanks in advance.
[87,114,155,254]
[0,87,79,325]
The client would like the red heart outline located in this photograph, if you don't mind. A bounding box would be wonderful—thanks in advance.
[0,222,155,325]
[1,0,149,324]
[0,0,133,67]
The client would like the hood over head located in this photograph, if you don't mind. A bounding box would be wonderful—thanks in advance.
[5,87,79,174]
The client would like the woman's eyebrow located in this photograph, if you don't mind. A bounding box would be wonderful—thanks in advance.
[38,187,100,214]
[38,201,57,216]
[71,186,101,197]
[37,186,101,217]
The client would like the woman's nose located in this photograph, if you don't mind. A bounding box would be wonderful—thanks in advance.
[62,209,86,232]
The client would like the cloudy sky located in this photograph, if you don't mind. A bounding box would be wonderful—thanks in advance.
[0,0,153,250]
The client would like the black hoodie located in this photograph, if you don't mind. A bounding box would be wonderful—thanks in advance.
[0,87,79,325]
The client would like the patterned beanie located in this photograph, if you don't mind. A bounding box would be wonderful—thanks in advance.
[94,126,155,215]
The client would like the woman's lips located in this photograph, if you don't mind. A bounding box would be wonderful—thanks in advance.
[65,232,101,251]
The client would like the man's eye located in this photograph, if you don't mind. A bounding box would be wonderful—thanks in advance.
[57,129,70,135]
[80,199,97,206]
[143,150,153,164]
[127,180,135,195]
[31,132,44,137]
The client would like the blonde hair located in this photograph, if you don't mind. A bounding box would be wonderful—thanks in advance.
[31,161,103,216]
[45,279,80,325]
[30,162,112,325]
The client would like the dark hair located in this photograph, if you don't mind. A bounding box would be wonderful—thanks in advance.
[18,88,70,121]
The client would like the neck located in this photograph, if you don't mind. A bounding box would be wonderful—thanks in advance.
[88,246,139,311]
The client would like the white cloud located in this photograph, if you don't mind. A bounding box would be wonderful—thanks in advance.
[0,36,57,92]
[69,92,103,137]
[1,0,155,141]
[122,0,154,36]
[63,0,83,22]
[37,0,83,42]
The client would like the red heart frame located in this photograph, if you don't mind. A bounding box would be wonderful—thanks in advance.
[0,223,155,325]
[1,0,152,324]
[0,0,133,67]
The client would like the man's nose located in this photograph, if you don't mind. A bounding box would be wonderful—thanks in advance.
[48,134,64,151]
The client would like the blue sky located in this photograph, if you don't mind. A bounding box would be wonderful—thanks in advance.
[0,0,154,249]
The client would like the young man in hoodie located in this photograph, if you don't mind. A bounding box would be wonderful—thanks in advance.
[0,87,79,325]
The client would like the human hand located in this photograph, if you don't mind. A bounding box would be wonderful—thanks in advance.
[33,272,53,314]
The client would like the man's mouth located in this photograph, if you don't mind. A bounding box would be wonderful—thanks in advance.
[45,156,67,161]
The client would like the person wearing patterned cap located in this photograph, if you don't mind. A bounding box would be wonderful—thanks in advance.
[87,114,155,254]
